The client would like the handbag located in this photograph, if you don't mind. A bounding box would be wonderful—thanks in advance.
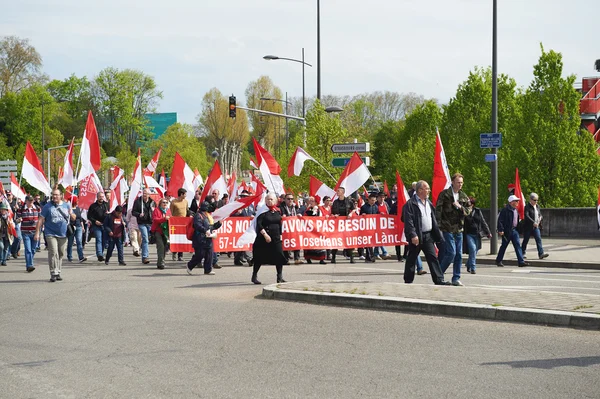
[57,206,75,238]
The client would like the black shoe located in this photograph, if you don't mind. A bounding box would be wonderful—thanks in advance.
[177,256,184,262]
[157,265,165,270]
[234,261,243,266]
[350,258,356,264]
[277,276,287,283]
[470,270,476,274]
[213,264,222,269]
[496,262,504,267]
[331,258,336,264]
[248,259,254,267]
[319,260,326,265]
[306,259,312,264]
[466,267,471,273]
[518,262,530,267]
[142,258,150,264]
[49,276,56,282]
[26,266,35,273]
[133,251,140,257]
[434,281,452,285]
[97,256,105,262]
[55,275,63,281]
[119,262,127,266]
[251,275,261,285]
[0,262,6,266]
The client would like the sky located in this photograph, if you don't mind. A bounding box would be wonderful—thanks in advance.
[2,0,598,124]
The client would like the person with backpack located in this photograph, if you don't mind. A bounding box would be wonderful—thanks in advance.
[185,201,221,275]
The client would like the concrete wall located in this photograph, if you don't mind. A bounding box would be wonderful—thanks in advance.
[481,208,600,238]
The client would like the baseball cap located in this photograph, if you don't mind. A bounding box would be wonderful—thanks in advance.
[508,195,520,202]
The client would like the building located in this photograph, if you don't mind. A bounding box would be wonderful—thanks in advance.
[577,60,600,147]
[145,112,177,139]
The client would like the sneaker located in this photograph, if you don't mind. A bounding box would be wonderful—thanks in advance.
[186,265,193,275]
[133,251,140,257]
[157,265,165,270]
[67,259,73,262]
[213,263,222,269]
[26,266,35,273]
[539,253,549,259]
[142,258,150,264]
[55,275,63,281]
[359,256,365,260]
[119,261,127,266]
[97,256,105,262]
[0,262,6,266]
[470,270,476,274]
[452,280,464,286]
[204,271,215,275]
[375,255,383,260]
[36,248,41,253]
[79,257,87,263]
[105,261,109,265]
[417,270,428,275]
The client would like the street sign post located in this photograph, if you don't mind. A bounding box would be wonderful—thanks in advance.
[331,157,370,168]
[331,143,370,153]
[480,133,502,148]
[485,154,497,162]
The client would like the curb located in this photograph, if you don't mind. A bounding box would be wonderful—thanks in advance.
[262,284,600,330]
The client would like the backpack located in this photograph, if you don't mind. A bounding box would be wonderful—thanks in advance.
[185,217,195,241]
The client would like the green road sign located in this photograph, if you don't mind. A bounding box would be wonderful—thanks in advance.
[331,157,370,168]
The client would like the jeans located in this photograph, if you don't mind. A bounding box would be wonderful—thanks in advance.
[106,236,124,263]
[496,229,525,264]
[522,228,544,258]
[91,225,107,257]
[374,246,388,257]
[67,226,85,261]
[465,233,478,271]
[0,237,9,263]
[416,254,423,271]
[440,232,463,283]
[10,223,21,256]
[22,233,37,268]
[139,224,151,259]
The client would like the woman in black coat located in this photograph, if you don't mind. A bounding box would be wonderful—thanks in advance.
[251,193,289,284]
[463,197,491,274]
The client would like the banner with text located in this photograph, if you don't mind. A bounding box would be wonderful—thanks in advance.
[169,215,406,253]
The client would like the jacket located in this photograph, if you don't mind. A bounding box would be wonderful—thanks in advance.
[150,207,171,234]
[360,202,379,215]
[402,195,444,244]
[497,204,519,235]
[331,197,355,216]
[132,197,155,225]
[435,187,471,233]
[464,207,491,238]
[87,201,108,226]
[103,213,126,238]
[191,211,222,249]
[523,202,542,232]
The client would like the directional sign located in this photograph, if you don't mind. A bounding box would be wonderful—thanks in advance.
[331,143,370,153]
[331,157,370,168]
[480,133,502,149]
[484,154,497,162]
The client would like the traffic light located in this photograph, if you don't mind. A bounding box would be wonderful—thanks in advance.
[229,95,236,118]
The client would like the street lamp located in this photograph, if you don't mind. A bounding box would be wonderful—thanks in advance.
[325,106,343,113]
[263,49,312,119]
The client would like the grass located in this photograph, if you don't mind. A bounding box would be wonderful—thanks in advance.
[491,303,502,307]
[573,304,593,311]
[377,292,384,296]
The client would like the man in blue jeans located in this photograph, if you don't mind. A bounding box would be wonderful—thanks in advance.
[435,173,471,286]
[132,189,154,265]
[522,192,549,260]
[496,195,530,267]
[16,195,40,272]
[87,192,108,261]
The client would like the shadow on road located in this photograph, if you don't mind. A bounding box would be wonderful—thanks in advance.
[177,282,253,289]
[481,356,600,369]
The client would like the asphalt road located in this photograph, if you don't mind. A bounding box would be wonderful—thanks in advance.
[1,250,599,398]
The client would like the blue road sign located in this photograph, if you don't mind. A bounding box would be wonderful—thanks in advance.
[480,133,502,148]
[485,154,497,162]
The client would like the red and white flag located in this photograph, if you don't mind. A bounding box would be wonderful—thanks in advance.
[309,176,335,205]
[383,181,390,197]
[227,171,238,199]
[288,146,316,177]
[395,171,410,244]
[77,111,102,182]
[238,181,248,195]
[159,169,167,192]
[169,152,196,203]
[514,168,526,219]
[127,149,144,215]
[22,141,51,195]
[249,156,258,170]
[253,138,284,195]
[333,152,370,196]
[212,193,261,222]
[78,172,103,212]
[192,168,203,195]
[10,172,26,202]
[58,137,75,189]
[200,160,227,201]
[109,166,128,212]
[145,148,162,175]
[431,129,451,205]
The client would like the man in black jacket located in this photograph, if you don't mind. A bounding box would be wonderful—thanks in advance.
[495,195,529,267]
[522,192,549,260]
[132,189,155,264]
[360,193,378,262]
[88,192,109,261]
[330,187,355,264]
[402,180,449,285]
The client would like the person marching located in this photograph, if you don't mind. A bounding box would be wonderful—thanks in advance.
[186,201,222,275]
[170,188,189,262]
[151,198,171,270]
[103,205,127,266]
[359,193,379,262]
[16,195,41,272]
[463,197,491,274]
[88,191,109,261]
[330,187,356,264]
[303,196,327,264]
[67,197,87,263]
[251,193,289,285]
[495,195,530,267]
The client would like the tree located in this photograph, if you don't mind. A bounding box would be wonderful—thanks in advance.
[47,74,93,141]
[245,76,283,150]
[147,123,211,181]
[372,120,404,182]
[197,88,250,176]
[0,36,44,98]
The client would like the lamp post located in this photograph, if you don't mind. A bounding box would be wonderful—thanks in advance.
[263,50,312,119]
[490,0,499,254]
[317,0,321,100]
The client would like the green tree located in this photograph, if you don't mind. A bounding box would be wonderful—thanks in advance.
[46,74,92,141]
[372,120,404,182]
[245,76,283,151]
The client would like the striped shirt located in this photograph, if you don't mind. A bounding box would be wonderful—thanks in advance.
[17,205,41,233]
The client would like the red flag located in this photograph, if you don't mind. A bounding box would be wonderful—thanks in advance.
[146,148,162,174]
[227,171,237,199]
[22,141,51,195]
[431,129,451,205]
[200,160,227,202]
[159,169,167,192]
[288,146,315,177]
[169,152,196,203]
[333,152,370,196]
[78,172,103,211]
[10,172,26,202]
[249,156,258,170]
[383,181,390,197]
[309,176,335,204]
[77,111,101,181]
[514,168,525,219]
[212,193,261,222]
[395,171,411,244]
[59,137,75,188]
